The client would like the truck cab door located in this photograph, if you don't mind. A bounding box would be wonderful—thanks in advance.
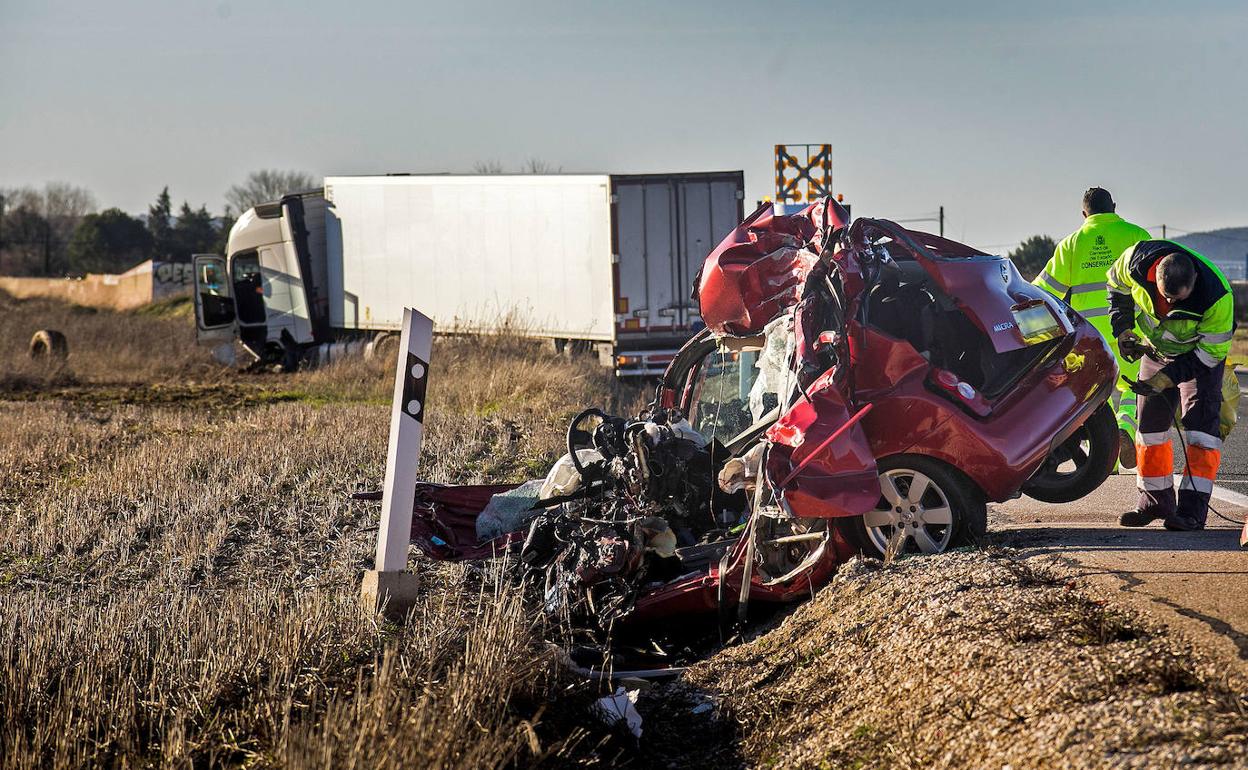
[193,254,238,347]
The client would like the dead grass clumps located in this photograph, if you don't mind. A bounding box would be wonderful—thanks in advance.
[675,551,1248,769]
[0,291,220,391]
[0,296,642,768]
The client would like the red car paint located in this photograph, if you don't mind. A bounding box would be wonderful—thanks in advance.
[694,199,848,338]
[691,206,1116,505]
[404,199,1117,625]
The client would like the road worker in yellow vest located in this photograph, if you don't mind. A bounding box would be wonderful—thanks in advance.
[1033,187,1151,468]
[1109,242,1234,531]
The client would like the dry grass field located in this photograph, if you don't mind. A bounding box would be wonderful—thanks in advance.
[0,291,646,768]
[2,290,1245,769]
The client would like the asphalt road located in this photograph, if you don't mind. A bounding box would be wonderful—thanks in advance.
[1213,368,1248,482]
[993,372,1248,686]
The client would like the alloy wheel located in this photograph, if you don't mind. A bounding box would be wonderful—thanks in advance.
[863,468,955,554]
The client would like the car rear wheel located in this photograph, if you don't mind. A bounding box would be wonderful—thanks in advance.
[1020,402,1117,504]
[836,455,986,558]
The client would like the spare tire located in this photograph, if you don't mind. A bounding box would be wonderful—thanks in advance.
[1020,401,1118,504]
[28,329,68,360]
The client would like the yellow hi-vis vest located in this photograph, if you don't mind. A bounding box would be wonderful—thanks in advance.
[1033,213,1152,336]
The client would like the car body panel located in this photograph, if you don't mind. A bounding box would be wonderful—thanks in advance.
[764,372,880,519]
[694,199,847,338]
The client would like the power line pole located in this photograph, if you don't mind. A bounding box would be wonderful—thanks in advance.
[1161,224,1167,239]
[939,206,944,237]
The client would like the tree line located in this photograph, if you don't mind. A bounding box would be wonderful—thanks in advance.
[0,170,314,277]
[3,168,1058,281]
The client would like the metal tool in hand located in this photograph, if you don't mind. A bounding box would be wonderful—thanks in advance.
[1117,331,1156,363]
[1122,375,1163,398]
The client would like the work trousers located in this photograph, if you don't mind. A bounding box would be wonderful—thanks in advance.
[1135,355,1224,525]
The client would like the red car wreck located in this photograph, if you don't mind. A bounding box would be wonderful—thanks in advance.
[405,198,1120,629]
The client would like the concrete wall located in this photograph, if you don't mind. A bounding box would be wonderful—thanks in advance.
[0,260,192,311]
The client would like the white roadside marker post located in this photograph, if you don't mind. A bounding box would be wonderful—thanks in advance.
[361,307,432,616]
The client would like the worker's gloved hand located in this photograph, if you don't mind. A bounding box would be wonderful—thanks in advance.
[1122,372,1174,398]
[1117,330,1151,363]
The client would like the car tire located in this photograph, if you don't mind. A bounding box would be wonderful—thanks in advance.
[1020,402,1117,504]
[28,329,68,360]
[836,454,986,558]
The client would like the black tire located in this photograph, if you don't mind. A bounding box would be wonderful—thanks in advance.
[1020,402,1117,504]
[28,329,68,360]
[370,332,398,361]
[835,454,987,558]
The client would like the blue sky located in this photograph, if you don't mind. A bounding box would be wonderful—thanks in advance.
[2,0,1245,251]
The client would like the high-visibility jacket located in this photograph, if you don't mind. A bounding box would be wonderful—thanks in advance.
[1034,213,1151,437]
[1034,212,1152,330]
[1107,240,1235,381]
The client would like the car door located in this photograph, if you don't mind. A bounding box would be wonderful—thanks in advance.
[192,254,237,345]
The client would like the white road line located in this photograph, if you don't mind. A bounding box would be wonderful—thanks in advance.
[1161,474,1248,507]
[1211,483,1248,509]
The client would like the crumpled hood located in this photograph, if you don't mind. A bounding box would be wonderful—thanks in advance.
[695,198,848,337]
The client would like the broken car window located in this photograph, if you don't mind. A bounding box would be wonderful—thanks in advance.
[690,349,756,445]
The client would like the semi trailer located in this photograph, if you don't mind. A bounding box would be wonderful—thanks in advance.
[193,172,745,375]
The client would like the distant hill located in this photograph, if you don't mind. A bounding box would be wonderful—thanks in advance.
[1172,227,1248,280]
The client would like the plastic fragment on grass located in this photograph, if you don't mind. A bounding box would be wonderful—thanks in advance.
[594,687,642,738]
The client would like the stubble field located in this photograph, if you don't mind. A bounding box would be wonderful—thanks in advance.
[1,291,1245,769]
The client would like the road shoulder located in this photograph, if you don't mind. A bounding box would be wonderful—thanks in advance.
[994,474,1248,690]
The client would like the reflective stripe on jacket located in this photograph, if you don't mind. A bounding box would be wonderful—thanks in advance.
[1033,212,1152,322]
[1107,240,1235,380]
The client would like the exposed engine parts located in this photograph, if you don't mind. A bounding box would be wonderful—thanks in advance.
[520,405,741,627]
[516,402,835,630]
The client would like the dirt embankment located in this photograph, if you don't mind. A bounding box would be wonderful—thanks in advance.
[651,550,1247,769]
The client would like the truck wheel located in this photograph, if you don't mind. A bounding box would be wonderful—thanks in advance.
[835,454,986,558]
[28,329,68,360]
[1020,402,1117,504]
[369,332,398,361]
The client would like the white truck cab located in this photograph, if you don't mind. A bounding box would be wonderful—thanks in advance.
[194,192,328,367]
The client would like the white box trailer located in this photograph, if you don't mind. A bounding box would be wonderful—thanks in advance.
[193,172,745,374]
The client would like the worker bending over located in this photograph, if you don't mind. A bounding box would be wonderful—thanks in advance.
[1108,241,1234,531]
[1034,188,1150,466]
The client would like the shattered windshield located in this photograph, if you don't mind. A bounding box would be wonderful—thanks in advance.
[690,349,757,444]
[690,315,795,445]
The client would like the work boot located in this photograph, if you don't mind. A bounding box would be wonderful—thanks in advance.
[1117,429,1137,470]
[1164,514,1204,532]
[1119,509,1161,527]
